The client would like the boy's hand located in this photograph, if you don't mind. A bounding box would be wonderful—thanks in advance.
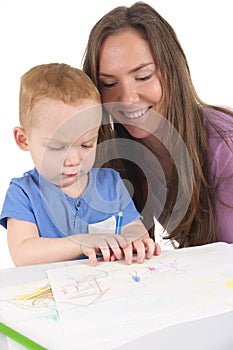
[132,237,161,263]
[119,218,161,264]
[110,236,161,264]
[76,229,161,266]
[77,233,130,266]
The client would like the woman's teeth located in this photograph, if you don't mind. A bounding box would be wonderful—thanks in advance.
[121,107,150,119]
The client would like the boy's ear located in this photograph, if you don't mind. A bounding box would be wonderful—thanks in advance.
[13,127,29,151]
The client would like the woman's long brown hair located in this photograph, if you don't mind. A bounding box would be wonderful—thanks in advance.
[82,1,233,247]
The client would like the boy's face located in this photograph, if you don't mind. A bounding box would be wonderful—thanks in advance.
[26,98,101,193]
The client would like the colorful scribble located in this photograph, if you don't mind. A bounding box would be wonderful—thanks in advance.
[196,272,233,293]
[55,269,109,306]
[0,282,59,321]
[145,265,156,272]
[129,271,141,283]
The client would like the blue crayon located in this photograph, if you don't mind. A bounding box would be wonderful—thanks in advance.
[115,211,123,234]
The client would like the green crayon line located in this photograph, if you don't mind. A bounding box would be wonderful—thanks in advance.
[0,321,47,350]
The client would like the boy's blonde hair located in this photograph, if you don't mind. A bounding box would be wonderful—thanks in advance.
[19,63,101,129]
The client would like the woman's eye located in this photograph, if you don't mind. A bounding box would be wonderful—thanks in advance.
[136,74,153,82]
[99,81,117,88]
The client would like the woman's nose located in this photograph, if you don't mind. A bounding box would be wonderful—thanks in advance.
[118,81,140,104]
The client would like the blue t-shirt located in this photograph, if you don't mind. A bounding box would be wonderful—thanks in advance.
[0,168,140,238]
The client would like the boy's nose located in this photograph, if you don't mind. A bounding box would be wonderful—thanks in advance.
[64,146,82,166]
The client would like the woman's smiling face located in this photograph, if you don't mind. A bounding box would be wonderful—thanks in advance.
[98,29,164,138]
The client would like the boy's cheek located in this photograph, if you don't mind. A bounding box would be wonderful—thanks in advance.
[81,151,96,172]
[39,156,64,181]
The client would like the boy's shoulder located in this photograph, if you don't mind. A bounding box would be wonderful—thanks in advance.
[91,168,121,180]
[9,168,38,187]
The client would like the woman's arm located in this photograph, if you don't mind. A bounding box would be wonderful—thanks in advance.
[210,132,233,242]
[213,151,233,243]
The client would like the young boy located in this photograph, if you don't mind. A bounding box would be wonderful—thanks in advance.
[0,63,159,267]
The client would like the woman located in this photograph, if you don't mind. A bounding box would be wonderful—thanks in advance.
[82,1,233,247]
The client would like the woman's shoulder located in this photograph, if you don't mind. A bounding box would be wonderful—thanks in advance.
[202,105,233,136]
[202,106,233,180]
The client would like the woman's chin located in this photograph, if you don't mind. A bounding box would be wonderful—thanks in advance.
[124,125,152,139]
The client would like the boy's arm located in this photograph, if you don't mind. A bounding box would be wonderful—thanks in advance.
[7,218,85,266]
[7,217,135,266]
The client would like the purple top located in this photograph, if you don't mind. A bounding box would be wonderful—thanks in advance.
[136,106,233,243]
[203,107,233,243]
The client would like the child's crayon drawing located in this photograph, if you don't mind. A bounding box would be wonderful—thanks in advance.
[0,280,58,322]
[46,243,233,337]
[1,242,233,350]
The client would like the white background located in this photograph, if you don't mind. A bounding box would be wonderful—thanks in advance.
[0,0,232,269]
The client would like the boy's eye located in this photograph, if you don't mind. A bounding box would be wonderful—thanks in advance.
[82,144,94,149]
[47,144,66,150]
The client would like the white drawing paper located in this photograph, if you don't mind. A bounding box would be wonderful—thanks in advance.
[47,242,233,348]
[1,242,233,350]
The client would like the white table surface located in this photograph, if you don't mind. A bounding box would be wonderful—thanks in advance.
[1,258,233,350]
